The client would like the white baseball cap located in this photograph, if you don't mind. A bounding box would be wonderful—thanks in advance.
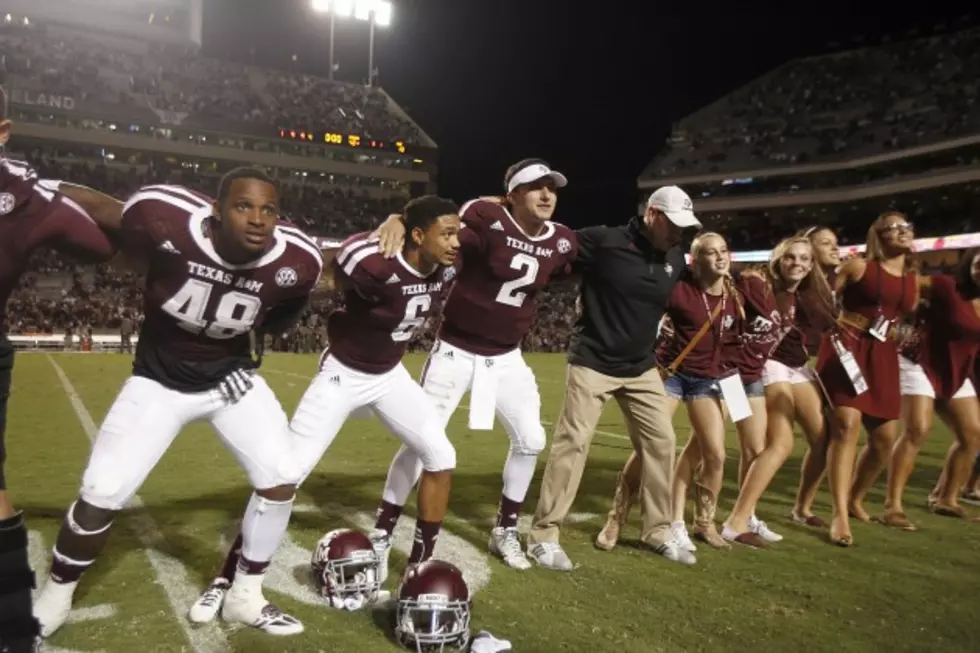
[506,162,568,193]
[647,186,701,228]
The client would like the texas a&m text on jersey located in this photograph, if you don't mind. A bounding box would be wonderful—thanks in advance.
[120,184,323,391]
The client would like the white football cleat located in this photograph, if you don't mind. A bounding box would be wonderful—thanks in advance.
[221,573,303,636]
[488,527,531,570]
[188,578,230,624]
[369,528,392,584]
[33,579,78,638]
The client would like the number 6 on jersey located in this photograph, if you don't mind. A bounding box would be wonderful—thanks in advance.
[162,278,263,339]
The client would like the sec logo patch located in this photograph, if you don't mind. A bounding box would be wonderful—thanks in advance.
[275,266,298,288]
[0,192,15,216]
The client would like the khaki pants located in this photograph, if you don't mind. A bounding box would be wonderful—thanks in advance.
[528,364,676,547]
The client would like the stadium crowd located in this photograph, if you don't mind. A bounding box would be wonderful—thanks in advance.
[644,25,980,177]
[0,22,425,143]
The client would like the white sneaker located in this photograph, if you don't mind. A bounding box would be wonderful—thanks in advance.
[33,579,78,638]
[488,527,532,570]
[749,515,783,543]
[528,542,573,572]
[670,521,697,553]
[221,573,303,636]
[369,528,392,584]
[651,538,697,566]
[188,578,230,624]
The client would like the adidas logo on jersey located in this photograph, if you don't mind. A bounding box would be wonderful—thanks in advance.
[490,220,504,231]
[386,273,401,284]
[158,240,181,254]
[328,375,341,385]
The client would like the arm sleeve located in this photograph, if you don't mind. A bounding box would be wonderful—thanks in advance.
[43,197,116,263]
[571,226,602,274]
[117,194,165,256]
[331,253,385,302]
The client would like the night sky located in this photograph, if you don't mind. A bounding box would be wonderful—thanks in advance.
[203,0,972,229]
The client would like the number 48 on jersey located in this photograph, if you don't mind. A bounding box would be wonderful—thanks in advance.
[162,279,263,340]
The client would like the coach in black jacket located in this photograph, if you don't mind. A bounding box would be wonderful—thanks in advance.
[527,186,699,569]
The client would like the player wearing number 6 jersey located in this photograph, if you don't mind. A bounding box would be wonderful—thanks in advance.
[188,195,462,622]
[371,159,578,572]
[34,168,322,638]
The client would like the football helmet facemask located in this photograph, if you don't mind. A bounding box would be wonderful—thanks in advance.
[311,528,381,611]
[395,559,471,652]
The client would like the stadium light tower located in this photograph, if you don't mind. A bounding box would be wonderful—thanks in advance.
[311,0,392,86]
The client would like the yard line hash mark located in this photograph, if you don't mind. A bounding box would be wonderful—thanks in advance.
[46,355,230,653]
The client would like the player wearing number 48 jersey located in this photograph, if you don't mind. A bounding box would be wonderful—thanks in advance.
[34,168,323,638]
[188,194,462,622]
[371,159,578,572]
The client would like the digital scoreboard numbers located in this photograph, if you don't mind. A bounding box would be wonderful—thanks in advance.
[279,127,407,154]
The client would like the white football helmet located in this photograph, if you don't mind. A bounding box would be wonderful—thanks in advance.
[311,528,381,611]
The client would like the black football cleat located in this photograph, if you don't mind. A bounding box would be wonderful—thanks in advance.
[0,512,40,653]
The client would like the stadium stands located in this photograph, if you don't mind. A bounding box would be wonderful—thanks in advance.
[643,25,980,178]
[638,24,980,253]
[0,22,427,144]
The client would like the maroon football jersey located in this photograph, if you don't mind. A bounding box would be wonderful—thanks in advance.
[328,232,456,374]
[120,184,323,391]
[725,274,794,383]
[772,268,839,367]
[438,199,578,356]
[0,158,115,332]
[657,270,739,378]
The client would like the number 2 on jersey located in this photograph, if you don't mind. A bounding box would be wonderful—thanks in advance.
[392,294,432,342]
[162,278,262,339]
[495,253,539,308]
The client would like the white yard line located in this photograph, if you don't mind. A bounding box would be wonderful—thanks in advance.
[46,356,230,653]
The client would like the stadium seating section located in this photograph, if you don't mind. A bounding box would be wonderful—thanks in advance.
[643,26,980,177]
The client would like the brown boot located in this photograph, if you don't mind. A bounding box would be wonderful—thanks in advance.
[595,471,634,550]
[692,484,730,550]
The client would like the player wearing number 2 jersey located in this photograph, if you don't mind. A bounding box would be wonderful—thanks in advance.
[34,168,322,638]
[187,195,462,621]
[371,159,578,572]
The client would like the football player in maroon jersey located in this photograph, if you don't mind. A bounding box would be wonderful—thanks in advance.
[0,89,118,653]
[188,195,462,621]
[369,159,578,572]
[33,168,322,637]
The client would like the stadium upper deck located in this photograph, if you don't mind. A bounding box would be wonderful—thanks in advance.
[0,15,437,198]
[640,23,980,182]
[636,23,980,252]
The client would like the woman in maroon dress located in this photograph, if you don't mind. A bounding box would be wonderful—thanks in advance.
[817,211,921,546]
[882,249,980,528]
[722,235,836,545]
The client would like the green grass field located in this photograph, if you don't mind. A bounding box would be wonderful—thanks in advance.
[7,352,980,653]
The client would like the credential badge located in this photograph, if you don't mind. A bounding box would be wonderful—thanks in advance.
[275,266,298,288]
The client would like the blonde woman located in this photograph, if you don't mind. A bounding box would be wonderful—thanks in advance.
[780,226,841,526]
[816,212,923,546]
[596,233,742,557]
[722,236,836,545]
